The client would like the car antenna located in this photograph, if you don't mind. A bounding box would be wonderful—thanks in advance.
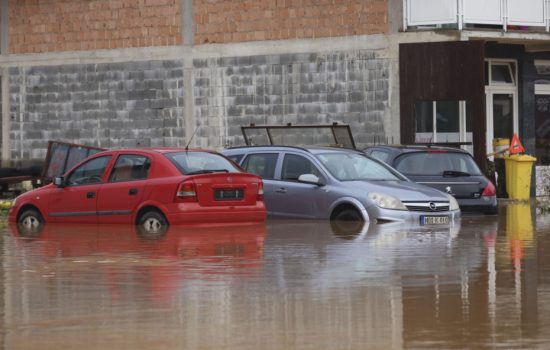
[185,127,200,151]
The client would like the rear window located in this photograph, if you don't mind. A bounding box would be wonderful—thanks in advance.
[165,152,241,175]
[394,152,482,176]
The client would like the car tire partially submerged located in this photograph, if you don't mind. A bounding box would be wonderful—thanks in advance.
[331,207,364,222]
[137,210,169,236]
[17,208,44,236]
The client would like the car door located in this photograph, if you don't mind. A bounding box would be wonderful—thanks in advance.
[48,155,112,223]
[97,154,151,224]
[239,152,280,214]
[268,153,327,219]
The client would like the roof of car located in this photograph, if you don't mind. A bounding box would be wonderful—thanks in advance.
[365,144,470,154]
[93,147,218,156]
[222,145,361,154]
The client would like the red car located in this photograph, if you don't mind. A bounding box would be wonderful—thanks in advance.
[9,148,266,232]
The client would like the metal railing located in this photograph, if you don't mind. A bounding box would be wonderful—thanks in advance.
[404,0,550,32]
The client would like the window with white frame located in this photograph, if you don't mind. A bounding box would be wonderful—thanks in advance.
[415,100,473,152]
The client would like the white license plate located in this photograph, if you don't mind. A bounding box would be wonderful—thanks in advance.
[420,216,449,225]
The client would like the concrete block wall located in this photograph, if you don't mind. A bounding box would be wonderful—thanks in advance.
[9,0,182,54]
[195,0,388,44]
[193,49,389,149]
[8,60,184,165]
[5,47,390,163]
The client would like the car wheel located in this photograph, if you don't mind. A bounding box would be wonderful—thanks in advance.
[137,210,168,236]
[332,207,364,222]
[330,219,365,239]
[17,208,44,235]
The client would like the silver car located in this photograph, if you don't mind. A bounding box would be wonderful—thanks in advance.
[222,146,460,225]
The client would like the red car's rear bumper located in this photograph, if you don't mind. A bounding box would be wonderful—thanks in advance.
[164,202,266,224]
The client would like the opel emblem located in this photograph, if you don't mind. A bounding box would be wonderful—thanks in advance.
[227,176,233,183]
[445,186,452,194]
[429,202,437,211]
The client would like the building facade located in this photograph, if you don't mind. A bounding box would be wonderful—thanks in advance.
[1,0,549,195]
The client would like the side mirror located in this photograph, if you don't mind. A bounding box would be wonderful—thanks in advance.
[54,177,65,187]
[298,174,325,186]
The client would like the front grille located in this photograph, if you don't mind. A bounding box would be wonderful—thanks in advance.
[404,202,450,212]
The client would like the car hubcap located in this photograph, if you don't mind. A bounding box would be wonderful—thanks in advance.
[21,216,40,229]
[142,217,162,233]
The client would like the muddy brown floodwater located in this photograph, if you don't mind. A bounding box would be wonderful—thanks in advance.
[1,202,550,349]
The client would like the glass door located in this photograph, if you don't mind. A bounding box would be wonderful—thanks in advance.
[485,59,518,156]
[535,85,550,165]
[485,92,518,156]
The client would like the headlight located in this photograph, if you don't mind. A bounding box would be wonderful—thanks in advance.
[368,192,407,211]
[448,195,459,211]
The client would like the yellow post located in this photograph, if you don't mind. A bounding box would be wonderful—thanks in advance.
[492,138,509,158]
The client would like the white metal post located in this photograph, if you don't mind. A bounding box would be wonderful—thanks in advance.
[458,0,463,30]
[403,0,408,31]
[503,0,508,32]
[432,101,438,142]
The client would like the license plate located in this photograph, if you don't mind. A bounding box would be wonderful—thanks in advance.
[420,215,449,225]
[214,188,244,201]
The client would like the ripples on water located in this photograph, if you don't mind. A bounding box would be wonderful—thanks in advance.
[1,203,550,349]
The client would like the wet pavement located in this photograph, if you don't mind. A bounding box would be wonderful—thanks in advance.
[1,202,550,349]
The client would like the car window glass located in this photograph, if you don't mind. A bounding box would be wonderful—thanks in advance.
[370,150,391,163]
[394,152,482,175]
[281,154,321,181]
[166,151,241,174]
[241,153,278,179]
[109,155,151,182]
[66,156,112,186]
[226,154,244,164]
[316,152,403,181]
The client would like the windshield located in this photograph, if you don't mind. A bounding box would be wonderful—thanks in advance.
[166,152,241,175]
[394,152,482,176]
[315,152,405,181]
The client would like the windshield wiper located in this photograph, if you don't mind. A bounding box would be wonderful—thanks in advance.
[187,169,229,175]
[442,170,470,177]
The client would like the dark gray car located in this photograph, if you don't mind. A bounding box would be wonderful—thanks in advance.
[222,146,460,225]
[364,145,498,215]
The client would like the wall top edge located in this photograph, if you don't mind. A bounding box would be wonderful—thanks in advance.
[0,34,390,68]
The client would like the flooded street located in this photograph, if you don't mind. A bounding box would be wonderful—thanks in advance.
[1,202,550,349]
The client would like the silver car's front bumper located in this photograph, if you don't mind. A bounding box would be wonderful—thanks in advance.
[365,205,461,225]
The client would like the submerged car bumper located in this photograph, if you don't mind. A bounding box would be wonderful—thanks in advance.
[457,196,498,214]
[366,206,461,225]
[164,202,267,224]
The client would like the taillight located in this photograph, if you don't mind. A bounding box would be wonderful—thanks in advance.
[482,181,496,197]
[175,181,197,202]
[257,180,264,201]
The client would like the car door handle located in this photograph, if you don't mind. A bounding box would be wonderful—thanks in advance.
[275,187,287,194]
[129,188,138,196]
[87,192,95,199]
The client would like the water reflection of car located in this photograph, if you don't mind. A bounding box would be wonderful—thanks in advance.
[9,148,266,233]
[265,218,478,287]
[222,146,460,225]
[9,223,266,298]
[364,145,498,215]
